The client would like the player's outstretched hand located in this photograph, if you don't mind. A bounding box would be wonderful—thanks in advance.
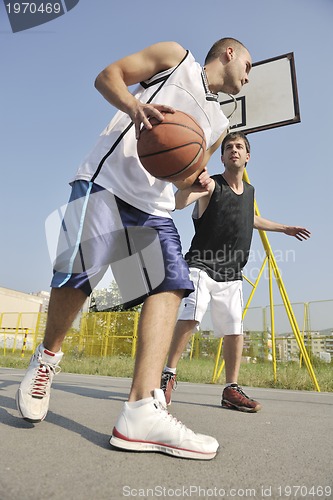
[285,226,311,241]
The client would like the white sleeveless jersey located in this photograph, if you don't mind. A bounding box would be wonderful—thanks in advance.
[72,51,229,217]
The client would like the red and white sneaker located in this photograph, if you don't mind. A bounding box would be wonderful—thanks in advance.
[16,343,63,422]
[110,389,219,460]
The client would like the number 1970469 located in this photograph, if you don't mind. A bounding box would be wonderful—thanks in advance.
[6,3,62,15]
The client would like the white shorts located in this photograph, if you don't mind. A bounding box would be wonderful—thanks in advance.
[178,268,243,337]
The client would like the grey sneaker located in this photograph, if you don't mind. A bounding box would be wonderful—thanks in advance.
[161,371,177,405]
[110,389,219,460]
[16,343,63,422]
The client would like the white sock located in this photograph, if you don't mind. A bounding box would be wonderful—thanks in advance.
[40,344,63,363]
[164,366,176,375]
[225,382,238,388]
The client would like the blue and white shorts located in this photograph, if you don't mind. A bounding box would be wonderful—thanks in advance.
[51,180,194,308]
[178,268,243,336]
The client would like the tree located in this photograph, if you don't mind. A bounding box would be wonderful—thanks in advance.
[89,280,142,313]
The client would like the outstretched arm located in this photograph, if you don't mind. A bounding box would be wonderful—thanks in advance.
[254,215,311,241]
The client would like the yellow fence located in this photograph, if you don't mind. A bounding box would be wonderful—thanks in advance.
[0,311,46,357]
[0,311,139,358]
[0,301,332,363]
[72,311,139,358]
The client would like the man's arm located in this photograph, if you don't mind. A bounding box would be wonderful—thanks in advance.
[175,169,215,209]
[173,131,226,190]
[94,41,187,138]
[254,215,311,241]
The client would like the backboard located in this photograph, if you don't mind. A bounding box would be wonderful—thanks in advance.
[218,52,300,134]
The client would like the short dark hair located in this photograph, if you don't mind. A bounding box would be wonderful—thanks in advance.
[205,37,248,65]
[221,131,251,155]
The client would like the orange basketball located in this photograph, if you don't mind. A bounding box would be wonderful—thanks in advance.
[137,110,206,182]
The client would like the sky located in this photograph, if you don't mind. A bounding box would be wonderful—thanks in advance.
[1,0,333,329]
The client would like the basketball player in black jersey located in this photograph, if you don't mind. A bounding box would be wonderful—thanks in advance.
[162,132,311,410]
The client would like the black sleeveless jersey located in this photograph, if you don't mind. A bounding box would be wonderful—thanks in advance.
[185,174,255,282]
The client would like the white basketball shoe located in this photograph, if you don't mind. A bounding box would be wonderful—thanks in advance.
[16,343,63,422]
[110,389,219,460]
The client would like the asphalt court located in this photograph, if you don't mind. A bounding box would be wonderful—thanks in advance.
[0,368,332,500]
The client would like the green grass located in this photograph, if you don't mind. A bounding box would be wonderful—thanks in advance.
[1,352,332,392]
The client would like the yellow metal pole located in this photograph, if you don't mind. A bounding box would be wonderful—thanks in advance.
[131,312,139,358]
[91,313,97,356]
[211,338,224,383]
[300,302,308,367]
[104,312,111,358]
[214,358,225,383]
[33,312,42,352]
[194,333,200,359]
[268,258,277,382]
[243,170,320,392]
[20,329,29,358]
[78,312,86,354]
[304,302,311,362]
[243,257,268,317]
[259,221,319,390]
[270,257,320,391]
[189,333,195,360]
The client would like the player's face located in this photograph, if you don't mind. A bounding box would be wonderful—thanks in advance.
[224,48,252,95]
[222,139,250,170]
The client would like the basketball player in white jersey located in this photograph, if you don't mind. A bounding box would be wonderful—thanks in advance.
[16,38,252,460]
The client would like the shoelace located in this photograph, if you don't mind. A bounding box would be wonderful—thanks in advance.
[233,385,254,402]
[30,360,61,398]
[154,400,194,434]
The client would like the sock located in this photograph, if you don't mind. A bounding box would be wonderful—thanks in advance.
[225,382,238,388]
[41,343,63,355]
[40,343,63,363]
[164,366,176,375]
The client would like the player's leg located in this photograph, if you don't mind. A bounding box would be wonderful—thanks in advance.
[223,334,244,384]
[111,290,219,460]
[166,320,197,369]
[16,287,87,422]
[161,268,211,404]
[16,182,116,422]
[211,280,261,412]
[161,319,197,404]
[129,290,184,401]
[43,288,87,352]
[223,355,262,411]
[110,224,219,460]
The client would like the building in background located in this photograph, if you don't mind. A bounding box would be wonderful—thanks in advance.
[0,287,51,349]
[0,286,50,312]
